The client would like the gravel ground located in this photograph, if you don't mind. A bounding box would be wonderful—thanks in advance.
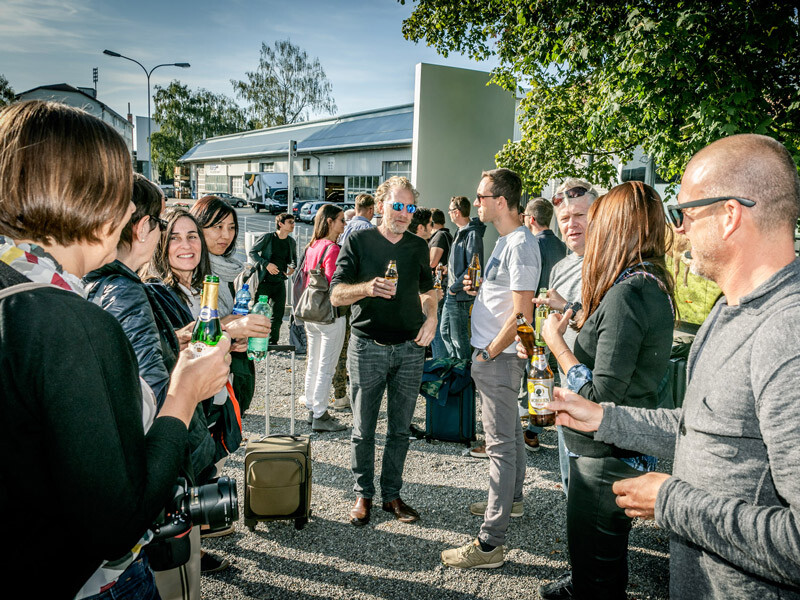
[202,324,671,599]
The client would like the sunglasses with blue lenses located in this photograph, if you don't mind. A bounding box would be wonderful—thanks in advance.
[390,202,417,214]
[666,196,756,227]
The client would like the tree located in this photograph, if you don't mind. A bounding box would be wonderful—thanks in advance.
[0,74,15,107]
[401,1,800,194]
[151,81,249,179]
[231,39,337,129]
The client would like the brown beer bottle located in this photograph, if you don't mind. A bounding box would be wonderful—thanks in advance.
[468,253,481,289]
[385,260,398,299]
[433,264,443,289]
[516,313,537,357]
[528,345,556,426]
[535,287,550,347]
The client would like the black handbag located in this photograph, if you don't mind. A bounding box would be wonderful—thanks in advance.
[294,244,336,324]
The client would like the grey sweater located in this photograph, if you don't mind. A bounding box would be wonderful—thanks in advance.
[595,259,800,599]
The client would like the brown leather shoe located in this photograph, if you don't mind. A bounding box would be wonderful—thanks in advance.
[349,497,372,526]
[381,498,420,523]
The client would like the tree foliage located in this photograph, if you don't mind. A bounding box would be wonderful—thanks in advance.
[151,81,248,179]
[401,1,800,194]
[231,39,337,129]
[0,74,15,107]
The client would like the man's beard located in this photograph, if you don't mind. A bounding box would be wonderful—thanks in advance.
[385,217,409,235]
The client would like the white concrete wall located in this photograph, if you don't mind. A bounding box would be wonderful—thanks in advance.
[411,63,516,248]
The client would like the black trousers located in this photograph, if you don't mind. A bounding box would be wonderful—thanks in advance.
[257,278,286,345]
[567,455,641,600]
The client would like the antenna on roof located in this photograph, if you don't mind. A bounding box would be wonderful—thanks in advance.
[93,67,98,94]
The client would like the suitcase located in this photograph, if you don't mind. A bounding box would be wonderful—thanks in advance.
[420,358,476,446]
[244,344,312,531]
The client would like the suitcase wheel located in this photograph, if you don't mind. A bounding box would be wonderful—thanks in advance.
[294,517,308,530]
[245,519,256,532]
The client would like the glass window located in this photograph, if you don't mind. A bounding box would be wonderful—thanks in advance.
[383,161,411,181]
[345,175,380,203]
[260,162,274,173]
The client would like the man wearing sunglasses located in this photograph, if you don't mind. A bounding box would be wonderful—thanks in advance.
[441,168,540,569]
[331,176,437,527]
[548,134,800,599]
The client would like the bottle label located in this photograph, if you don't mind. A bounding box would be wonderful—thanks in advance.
[528,378,554,414]
[190,341,207,358]
[198,307,218,322]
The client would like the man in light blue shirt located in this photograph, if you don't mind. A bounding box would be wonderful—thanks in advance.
[340,193,375,244]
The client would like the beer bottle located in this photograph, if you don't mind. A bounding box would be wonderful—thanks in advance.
[191,275,223,356]
[516,313,537,357]
[385,260,398,299]
[247,296,272,361]
[433,264,443,289]
[528,345,556,426]
[535,287,550,347]
[468,253,481,289]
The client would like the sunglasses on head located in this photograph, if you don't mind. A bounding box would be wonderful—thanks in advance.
[390,202,417,214]
[552,186,589,206]
[666,196,757,228]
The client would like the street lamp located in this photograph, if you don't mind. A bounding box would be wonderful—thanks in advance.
[103,49,190,180]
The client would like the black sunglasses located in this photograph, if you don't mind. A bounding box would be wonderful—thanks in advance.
[552,186,589,206]
[666,196,757,227]
[152,216,168,232]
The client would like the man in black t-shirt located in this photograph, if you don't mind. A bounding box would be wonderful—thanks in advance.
[331,176,437,527]
[249,213,297,344]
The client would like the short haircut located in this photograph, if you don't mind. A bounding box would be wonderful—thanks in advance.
[687,133,800,233]
[449,196,471,218]
[276,212,294,225]
[524,197,554,228]
[409,207,432,234]
[118,174,163,250]
[0,100,132,246]
[481,168,522,212]
[431,208,446,226]
[354,193,375,211]
[375,176,419,206]
[191,195,239,257]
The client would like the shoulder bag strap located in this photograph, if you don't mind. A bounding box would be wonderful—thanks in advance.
[0,281,59,299]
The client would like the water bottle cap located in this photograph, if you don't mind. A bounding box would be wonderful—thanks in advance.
[258,295,269,303]
[242,283,249,290]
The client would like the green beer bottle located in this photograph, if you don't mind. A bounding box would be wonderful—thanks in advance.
[191,275,223,356]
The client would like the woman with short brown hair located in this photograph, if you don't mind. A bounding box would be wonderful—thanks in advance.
[0,100,230,598]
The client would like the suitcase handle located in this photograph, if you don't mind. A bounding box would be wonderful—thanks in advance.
[260,434,305,442]
[268,344,296,352]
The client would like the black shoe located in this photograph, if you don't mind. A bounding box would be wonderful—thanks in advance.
[201,551,230,574]
[539,572,574,599]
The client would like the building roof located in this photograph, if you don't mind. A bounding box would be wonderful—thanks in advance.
[16,83,131,128]
[179,104,413,163]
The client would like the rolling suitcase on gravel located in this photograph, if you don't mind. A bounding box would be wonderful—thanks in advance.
[420,358,476,446]
[244,344,312,531]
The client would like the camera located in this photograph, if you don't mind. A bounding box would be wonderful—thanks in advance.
[147,476,238,570]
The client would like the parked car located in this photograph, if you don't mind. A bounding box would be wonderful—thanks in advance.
[291,200,314,219]
[158,184,175,198]
[251,188,288,214]
[212,192,248,208]
[298,201,327,224]
[326,190,345,203]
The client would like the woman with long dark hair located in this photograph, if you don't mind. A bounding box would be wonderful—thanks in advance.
[301,203,348,432]
[537,181,675,600]
[0,100,229,598]
[191,196,269,413]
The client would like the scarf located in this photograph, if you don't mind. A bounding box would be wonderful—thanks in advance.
[208,252,244,317]
[0,236,84,295]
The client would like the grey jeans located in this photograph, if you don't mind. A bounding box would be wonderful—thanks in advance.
[472,350,527,547]
[348,334,425,503]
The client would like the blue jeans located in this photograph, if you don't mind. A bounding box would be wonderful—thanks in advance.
[85,554,161,600]
[430,296,446,359]
[348,335,425,502]
[440,295,473,360]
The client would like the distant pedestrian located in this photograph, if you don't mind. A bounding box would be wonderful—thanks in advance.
[340,193,375,244]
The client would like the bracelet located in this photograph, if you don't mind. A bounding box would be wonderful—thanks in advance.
[556,347,571,360]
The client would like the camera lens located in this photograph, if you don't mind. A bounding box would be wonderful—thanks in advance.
[186,476,239,530]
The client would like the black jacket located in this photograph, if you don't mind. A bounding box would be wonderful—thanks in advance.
[85,260,178,408]
[0,261,187,597]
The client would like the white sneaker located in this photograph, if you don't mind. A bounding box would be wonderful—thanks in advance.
[332,395,351,410]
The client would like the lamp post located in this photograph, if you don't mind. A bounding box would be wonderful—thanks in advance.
[103,50,190,180]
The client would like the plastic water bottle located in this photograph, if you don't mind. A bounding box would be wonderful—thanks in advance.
[232,283,251,316]
[247,295,271,361]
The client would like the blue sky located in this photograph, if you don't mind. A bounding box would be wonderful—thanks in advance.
[1,0,498,127]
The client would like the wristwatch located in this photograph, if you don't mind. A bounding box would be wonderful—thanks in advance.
[563,301,582,315]
[479,348,493,361]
